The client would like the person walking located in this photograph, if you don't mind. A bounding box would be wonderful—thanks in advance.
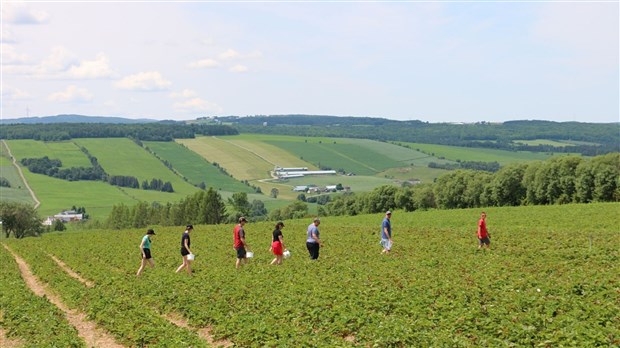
[136,229,155,276]
[175,224,194,275]
[306,217,322,260]
[380,211,393,254]
[477,212,491,249]
[233,217,250,269]
[270,221,286,265]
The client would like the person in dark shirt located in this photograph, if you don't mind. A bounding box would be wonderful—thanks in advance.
[175,224,194,275]
[270,221,286,265]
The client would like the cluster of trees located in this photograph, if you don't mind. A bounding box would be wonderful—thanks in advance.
[0,177,11,187]
[141,178,174,192]
[428,160,501,173]
[20,156,105,181]
[0,202,43,238]
[0,123,238,141]
[224,116,618,156]
[325,153,619,215]
[104,189,270,229]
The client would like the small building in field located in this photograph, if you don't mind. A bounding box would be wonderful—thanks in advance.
[53,210,83,222]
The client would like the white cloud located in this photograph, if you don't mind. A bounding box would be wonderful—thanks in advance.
[219,49,240,60]
[1,27,17,43]
[1,44,31,64]
[2,3,50,24]
[169,89,197,98]
[115,71,172,91]
[2,86,32,100]
[188,59,220,69]
[174,98,223,113]
[47,85,93,103]
[66,53,115,79]
[229,64,248,73]
[34,46,78,77]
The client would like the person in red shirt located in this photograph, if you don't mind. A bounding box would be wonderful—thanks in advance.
[477,212,490,249]
[233,217,250,269]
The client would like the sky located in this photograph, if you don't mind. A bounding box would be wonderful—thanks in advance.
[1,1,618,123]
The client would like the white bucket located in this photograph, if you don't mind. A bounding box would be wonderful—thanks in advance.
[246,251,254,258]
[283,250,291,259]
[187,253,195,261]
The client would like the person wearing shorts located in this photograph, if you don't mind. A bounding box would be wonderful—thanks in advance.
[175,225,194,275]
[234,217,250,269]
[270,221,286,265]
[306,218,322,260]
[478,212,490,249]
[136,229,155,276]
[380,211,393,254]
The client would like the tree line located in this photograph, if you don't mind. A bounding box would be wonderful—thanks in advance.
[324,153,619,216]
[221,116,618,156]
[0,123,238,141]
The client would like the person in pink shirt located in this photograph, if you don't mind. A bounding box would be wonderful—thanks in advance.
[477,212,490,249]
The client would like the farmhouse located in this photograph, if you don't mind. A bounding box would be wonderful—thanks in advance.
[53,210,83,222]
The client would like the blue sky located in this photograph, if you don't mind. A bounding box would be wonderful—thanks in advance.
[1,1,618,123]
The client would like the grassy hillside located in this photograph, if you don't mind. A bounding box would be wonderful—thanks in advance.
[400,142,562,165]
[0,141,34,204]
[2,203,618,346]
[143,141,254,193]
[5,139,92,168]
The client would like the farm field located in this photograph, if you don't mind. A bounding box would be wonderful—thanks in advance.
[399,142,563,165]
[513,139,577,147]
[5,139,92,168]
[0,142,33,205]
[2,203,618,347]
[74,138,199,196]
[143,141,254,193]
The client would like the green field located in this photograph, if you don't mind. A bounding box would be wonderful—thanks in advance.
[2,203,618,347]
[144,141,254,193]
[400,142,561,165]
[5,139,92,168]
[514,139,577,147]
[74,138,199,196]
[0,142,34,205]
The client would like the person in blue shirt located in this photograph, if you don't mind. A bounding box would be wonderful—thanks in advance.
[380,211,393,254]
[306,218,322,260]
[136,229,155,276]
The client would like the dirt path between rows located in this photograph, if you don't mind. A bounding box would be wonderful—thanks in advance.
[0,326,24,348]
[48,254,95,288]
[1,140,40,209]
[164,312,233,347]
[2,244,124,348]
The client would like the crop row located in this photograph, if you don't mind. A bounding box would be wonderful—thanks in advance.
[0,245,84,347]
[4,203,620,347]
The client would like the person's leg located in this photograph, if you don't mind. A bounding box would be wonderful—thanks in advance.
[270,257,278,265]
[176,256,187,273]
[137,258,146,276]
[236,258,242,269]
[148,259,155,268]
[277,255,283,264]
[186,260,192,275]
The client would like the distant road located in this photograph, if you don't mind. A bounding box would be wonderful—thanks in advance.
[2,140,40,208]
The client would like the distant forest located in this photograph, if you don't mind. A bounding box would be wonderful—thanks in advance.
[1,115,617,156]
[220,115,619,156]
[0,123,238,141]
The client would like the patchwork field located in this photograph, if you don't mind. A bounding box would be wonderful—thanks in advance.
[400,142,561,165]
[0,142,33,205]
[1,203,618,347]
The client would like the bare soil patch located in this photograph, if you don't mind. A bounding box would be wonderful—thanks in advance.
[164,312,233,347]
[3,244,124,348]
[48,254,94,288]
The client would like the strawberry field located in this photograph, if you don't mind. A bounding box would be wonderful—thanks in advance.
[2,203,619,347]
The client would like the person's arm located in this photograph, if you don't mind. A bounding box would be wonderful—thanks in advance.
[312,230,322,246]
[477,222,482,238]
[278,234,285,249]
[384,226,393,242]
[139,238,146,257]
[184,238,192,255]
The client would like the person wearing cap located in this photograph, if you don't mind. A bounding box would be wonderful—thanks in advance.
[380,211,393,254]
[233,217,250,269]
[306,217,322,260]
[270,221,286,265]
[176,224,194,275]
[136,228,156,276]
